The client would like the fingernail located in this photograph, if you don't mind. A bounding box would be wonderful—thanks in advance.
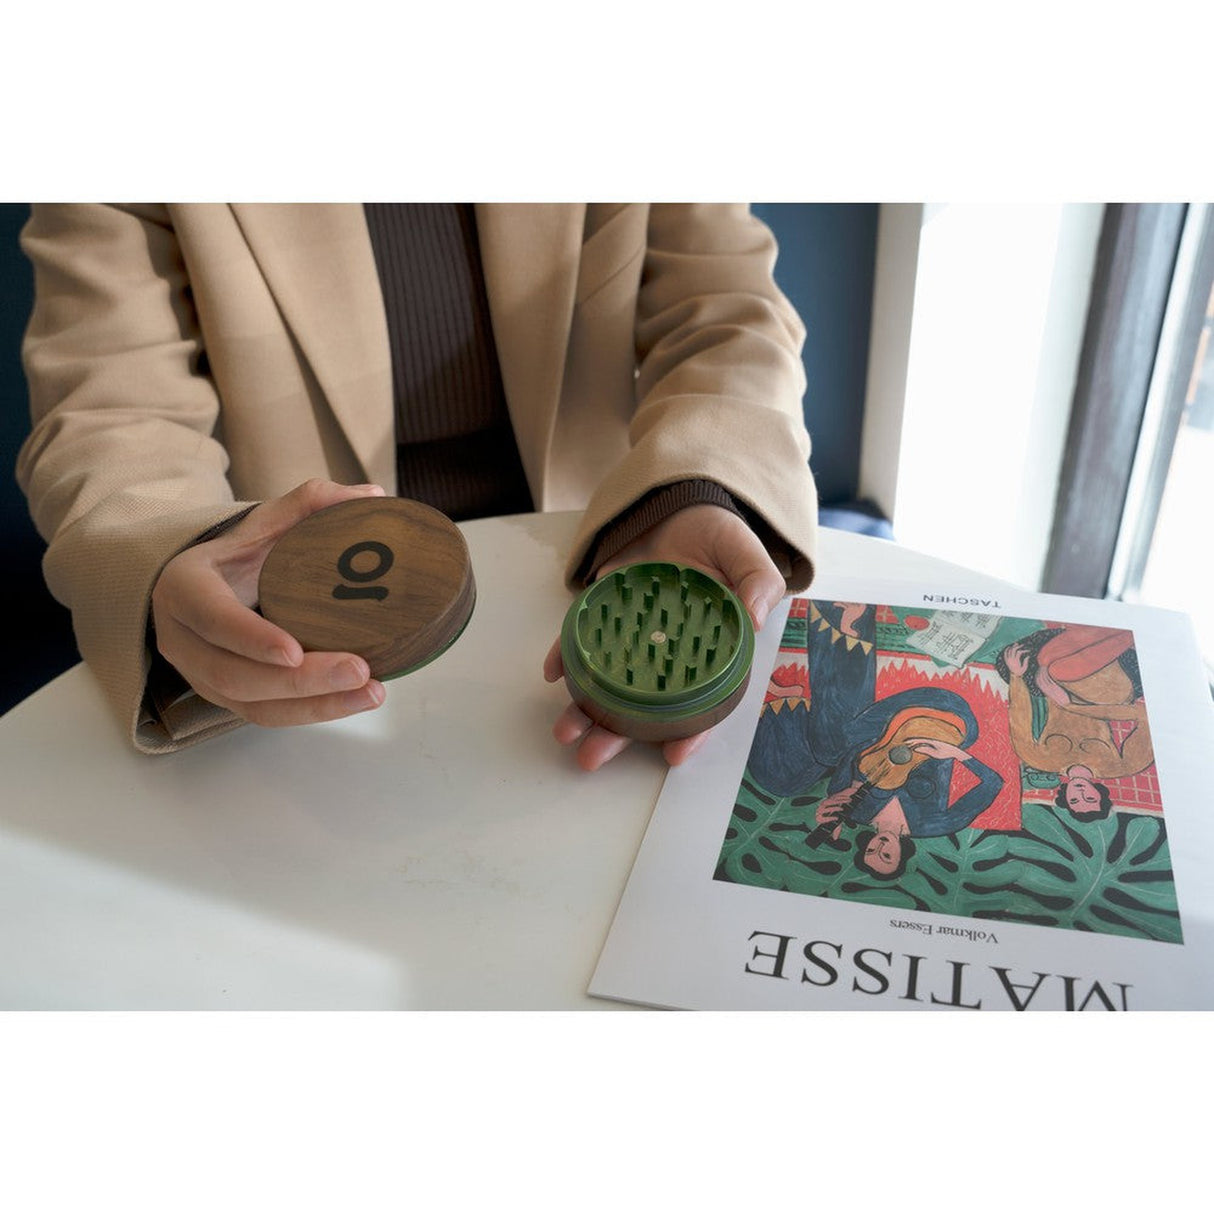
[341,682,384,712]
[748,597,771,631]
[330,659,369,691]
[273,645,303,668]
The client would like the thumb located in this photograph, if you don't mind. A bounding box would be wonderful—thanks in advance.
[238,479,388,546]
[734,565,785,631]
[713,525,785,631]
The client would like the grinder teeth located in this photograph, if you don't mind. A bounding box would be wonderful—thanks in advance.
[576,563,741,695]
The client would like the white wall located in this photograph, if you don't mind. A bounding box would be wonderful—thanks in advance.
[859,203,1103,589]
[856,204,922,526]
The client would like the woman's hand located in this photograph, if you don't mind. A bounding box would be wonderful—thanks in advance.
[151,479,390,727]
[906,737,970,763]
[1002,642,1029,678]
[815,782,861,827]
[543,504,786,771]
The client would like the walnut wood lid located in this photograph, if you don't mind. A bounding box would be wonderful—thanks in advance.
[258,497,475,680]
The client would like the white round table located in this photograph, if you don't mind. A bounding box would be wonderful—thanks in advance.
[0,512,996,1009]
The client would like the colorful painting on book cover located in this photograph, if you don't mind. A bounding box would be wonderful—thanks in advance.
[715,600,1178,943]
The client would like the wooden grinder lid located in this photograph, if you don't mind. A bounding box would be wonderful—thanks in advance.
[258,497,475,680]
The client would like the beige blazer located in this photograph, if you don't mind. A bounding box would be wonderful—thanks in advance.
[18,203,818,752]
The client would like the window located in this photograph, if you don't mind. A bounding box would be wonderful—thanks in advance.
[1109,203,1214,683]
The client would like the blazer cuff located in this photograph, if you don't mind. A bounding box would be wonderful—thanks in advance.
[575,479,794,585]
[140,504,260,737]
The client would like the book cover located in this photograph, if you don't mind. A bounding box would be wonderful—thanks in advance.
[589,575,1214,1011]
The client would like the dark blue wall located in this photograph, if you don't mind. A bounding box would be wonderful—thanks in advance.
[1,203,79,716]
[754,202,878,507]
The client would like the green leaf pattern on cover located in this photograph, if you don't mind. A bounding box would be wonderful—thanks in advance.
[715,778,1181,943]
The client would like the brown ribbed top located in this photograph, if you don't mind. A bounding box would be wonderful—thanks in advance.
[363,203,533,521]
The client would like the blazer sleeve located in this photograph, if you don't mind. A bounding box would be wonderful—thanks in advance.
[565,203,818,592]
[17,203,254,753]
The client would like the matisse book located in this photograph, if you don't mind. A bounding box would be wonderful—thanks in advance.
[589,575,1214,1011]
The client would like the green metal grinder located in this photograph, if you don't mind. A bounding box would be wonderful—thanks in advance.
[560,561,756,742]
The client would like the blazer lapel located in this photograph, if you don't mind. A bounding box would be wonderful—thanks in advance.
[475,203,585,506]
[229,203,396,488]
